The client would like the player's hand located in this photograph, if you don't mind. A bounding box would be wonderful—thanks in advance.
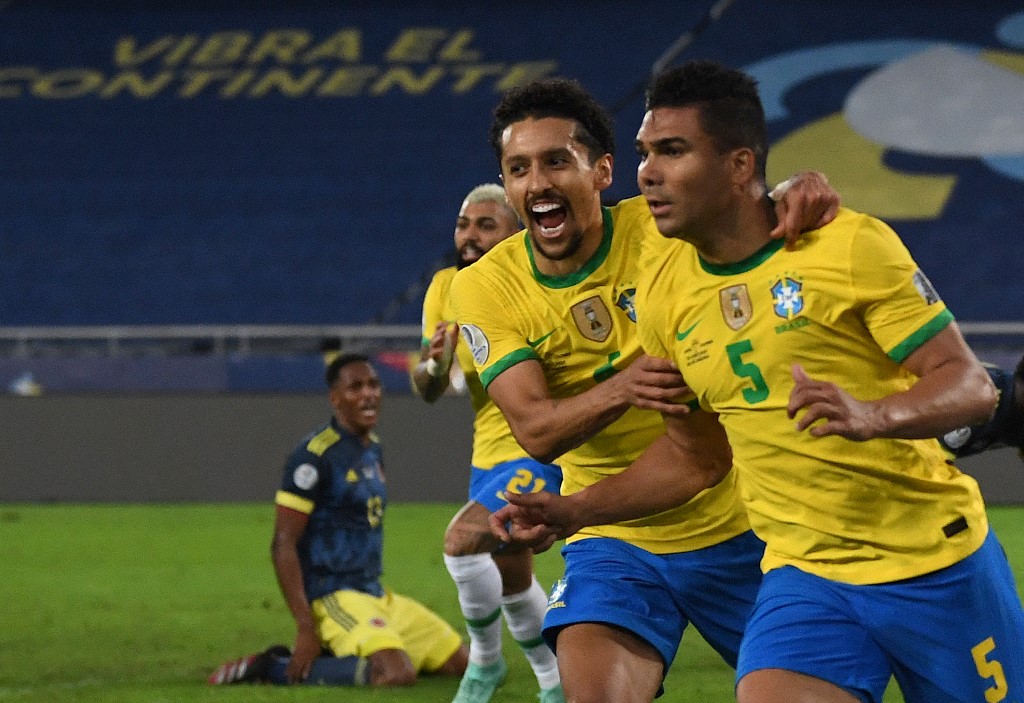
[787,364,879,440]
[286,630,320,683]
[615,354,692,415]
[489,492,581,553]
[428,322,458,362]
[769,171,840,248]
[422,322,458,378]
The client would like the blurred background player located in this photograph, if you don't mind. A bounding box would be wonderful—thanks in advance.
[412,184,564,703]
[209,353,469,687]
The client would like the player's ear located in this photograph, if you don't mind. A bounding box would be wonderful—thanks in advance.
[731,147,755,184]
[594,153,614,191]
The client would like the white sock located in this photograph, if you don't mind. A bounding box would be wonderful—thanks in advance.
[443,553,504,666]
[501,577,560,690]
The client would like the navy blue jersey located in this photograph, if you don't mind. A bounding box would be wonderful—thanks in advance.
[276,418,387,601]
[941,363,1023,458]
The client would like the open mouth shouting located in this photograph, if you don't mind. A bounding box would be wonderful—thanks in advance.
[530,200,569,239]
[458,243,485,268]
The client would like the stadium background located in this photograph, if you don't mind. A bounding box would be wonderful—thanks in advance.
[1,0,1022,503]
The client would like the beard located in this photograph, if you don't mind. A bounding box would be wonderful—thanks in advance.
[529,226,585,262]
[457,244,484,269]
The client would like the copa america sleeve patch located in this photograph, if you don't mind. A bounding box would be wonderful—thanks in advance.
[912,270,942,305]
[459,323,490,366]
[293,463,319,490]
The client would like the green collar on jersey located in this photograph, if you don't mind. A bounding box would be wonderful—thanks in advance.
[526,206,613,289]
[698,236,785,276]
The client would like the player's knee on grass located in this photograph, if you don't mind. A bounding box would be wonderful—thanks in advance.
[367,649,417,686]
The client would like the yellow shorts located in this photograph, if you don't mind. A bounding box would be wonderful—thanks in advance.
[311,588,463,672]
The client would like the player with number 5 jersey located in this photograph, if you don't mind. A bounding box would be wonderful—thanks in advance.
[633,60,1024,703]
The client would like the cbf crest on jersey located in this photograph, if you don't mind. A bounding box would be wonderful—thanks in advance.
[719,285,753,330]
[614,288,637,323]
[571,296,612,342]
[771,277,804,320]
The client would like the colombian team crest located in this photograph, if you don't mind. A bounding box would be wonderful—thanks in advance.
[571,296,612,342]
[719,285,753,331]
[771,277,804,320]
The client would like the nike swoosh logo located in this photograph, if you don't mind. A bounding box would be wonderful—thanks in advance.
[527,330,555,348]
[676,322,700,341]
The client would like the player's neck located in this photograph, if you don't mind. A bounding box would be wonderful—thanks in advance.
[335,415,373,446]
[692,196,774,265]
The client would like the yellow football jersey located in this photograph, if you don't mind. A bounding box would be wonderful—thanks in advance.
[421,265,526,469]
[451,196,750,553]
[636,207,987,583]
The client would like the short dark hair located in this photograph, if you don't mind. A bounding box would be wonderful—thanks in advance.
[325,352,371,388]
[489,78,616,163]
[645,61,767,177]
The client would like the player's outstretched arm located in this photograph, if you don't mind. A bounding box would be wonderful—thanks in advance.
[490,409,732,545]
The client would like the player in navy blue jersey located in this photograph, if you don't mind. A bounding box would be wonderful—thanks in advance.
[942,355,1024,459]
[209,353,468,687]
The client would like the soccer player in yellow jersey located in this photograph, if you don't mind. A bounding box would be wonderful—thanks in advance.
[412,184,564,703]
[628,61,1023,703]
[451,77,838,703]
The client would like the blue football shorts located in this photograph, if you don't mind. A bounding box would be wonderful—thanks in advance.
[543,531,764,673]
[468,457,562,513]
[737,529,1024,703]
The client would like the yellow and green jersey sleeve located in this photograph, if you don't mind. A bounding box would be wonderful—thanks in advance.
[636,207,986,582]
[452,196,750,553]
[420,266,455,346]
[422,267,528,469]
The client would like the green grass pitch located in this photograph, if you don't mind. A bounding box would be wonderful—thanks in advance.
[2,502,1022,702]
